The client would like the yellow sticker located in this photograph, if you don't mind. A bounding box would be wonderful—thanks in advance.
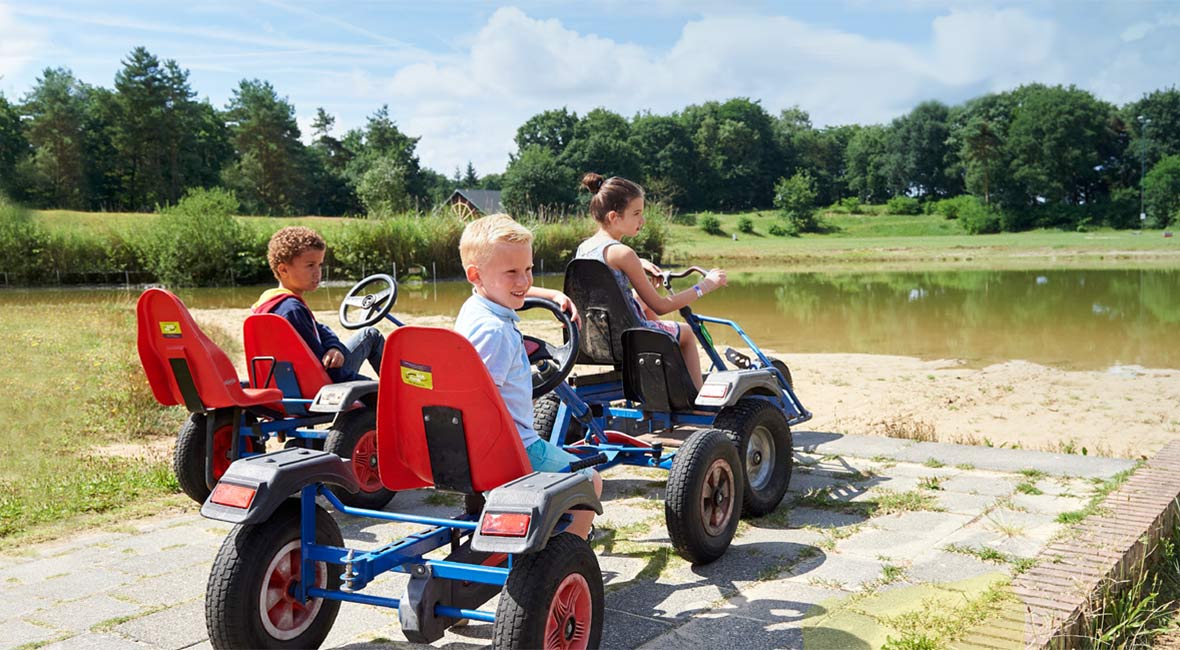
[159,321,182,338]
[400,360,433,389]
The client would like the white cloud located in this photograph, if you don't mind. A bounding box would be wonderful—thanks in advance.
[376,6,1078,174]
[0,2,43,94]
[1121,13,1180,42]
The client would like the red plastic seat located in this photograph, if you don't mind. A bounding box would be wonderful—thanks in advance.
[242,313,333,400]
[136,288,283,412]
[376,327,531,493]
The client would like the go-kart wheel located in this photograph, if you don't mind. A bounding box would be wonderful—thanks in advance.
[174,411,260,504]
[665,428,743,564]
[715,399,793,517]
[533,394,586,446]
[517,297,581,399]
[493,532,603,650]
[324,410,395,510]
[769,357,794,389]
[206,500,343,650]
[338,273,397,330]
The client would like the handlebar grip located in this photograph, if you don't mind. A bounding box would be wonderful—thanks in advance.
[664,266,709,280]
[568,452,608,472]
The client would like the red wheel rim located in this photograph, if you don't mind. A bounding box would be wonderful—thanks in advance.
[258,540,326,640]
[544,572,593,650]
[700,458,736,537]
[210,424,252,480]
[350,429,382,492]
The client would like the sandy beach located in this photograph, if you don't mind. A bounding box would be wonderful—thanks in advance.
[193,308,1180,461]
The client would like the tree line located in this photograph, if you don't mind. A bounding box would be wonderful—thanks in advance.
[2,47,1179,230]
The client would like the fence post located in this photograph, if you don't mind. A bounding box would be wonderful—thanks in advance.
[392,261,397,279]
[125,269,130,288]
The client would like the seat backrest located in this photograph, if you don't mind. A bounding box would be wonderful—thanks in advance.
[376,326,532,493]
[242,313,332,399]
[563,259,644,365]
[136,288,263,412]
[622,328,699,412]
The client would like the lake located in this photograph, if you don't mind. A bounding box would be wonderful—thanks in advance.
[4,268,1176,370]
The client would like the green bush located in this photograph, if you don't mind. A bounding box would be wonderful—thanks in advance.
[699,214,723,235]
[886,196,922,215]
[774,172,819,232]
[356,156,412,217]
[1145,154,1180,228]
[959,198,1003,234]
[0,197,49,282]
[737,216,755,234]
[768,222,792,237]
[930,195,980,220]
[839,197,864,214]
[141,187,247,286]
[671,212,697,226]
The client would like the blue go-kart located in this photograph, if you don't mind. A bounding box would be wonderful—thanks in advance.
[198,299,607,649]
[529,261,812,564]
[138,275,405,509]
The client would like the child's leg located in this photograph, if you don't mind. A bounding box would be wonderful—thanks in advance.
[677,325,705,391]
[525,440,603,541]
[567,470,602,539]
[340,327,384,377]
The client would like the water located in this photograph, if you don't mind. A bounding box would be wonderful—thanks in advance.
[4,269,1176,370]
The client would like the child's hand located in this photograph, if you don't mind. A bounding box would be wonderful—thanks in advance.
[553,291,581,327]
[701,269,727,294]
[639,258,663,278]
[322,348,345,369]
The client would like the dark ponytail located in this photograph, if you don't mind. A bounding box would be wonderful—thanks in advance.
[582,173,644,224]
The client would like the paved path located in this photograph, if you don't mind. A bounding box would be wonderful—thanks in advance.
[0,432,1134,650]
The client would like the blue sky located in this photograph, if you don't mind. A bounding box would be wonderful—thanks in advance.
[2,1,1178,177]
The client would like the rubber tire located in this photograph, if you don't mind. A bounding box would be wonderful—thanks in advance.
[532,394,586,445]
[493,533,604,650]
[769,358,794,390]
[664,428,743,565]
[206,499,343,649]
[714,399,793,517]
[324,410,395,510]
[174,411,257,504]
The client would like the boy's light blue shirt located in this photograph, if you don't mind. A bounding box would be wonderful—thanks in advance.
[454,292,541,449]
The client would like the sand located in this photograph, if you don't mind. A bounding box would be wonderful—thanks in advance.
[191,308,1180,461]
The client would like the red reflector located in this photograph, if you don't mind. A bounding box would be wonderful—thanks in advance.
[210,483,256,509]
[698,383,729,399]
[480,512,531,537]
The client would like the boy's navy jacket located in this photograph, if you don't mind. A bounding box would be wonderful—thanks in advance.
[252,289,351,382]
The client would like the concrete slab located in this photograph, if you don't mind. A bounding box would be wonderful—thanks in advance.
[39,633,145,650]
[27,593,144,633]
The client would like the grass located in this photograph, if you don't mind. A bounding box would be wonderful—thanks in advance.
[0,297,185,543]
[1054,467,1137,526]
[795,486,942,517]
[879,579,1014,650]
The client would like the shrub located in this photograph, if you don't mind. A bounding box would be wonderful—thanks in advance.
[959,198,1003,234]
[737,216,755,234]
[930,195,981,220]
[141,187,246,286]
[886,196,922,215]
[699,214,723,235]
[839,197,864,214]
[774,172,819,232]
[1145,154,1180,228]
[672,212,698,226]
[768,222,792,237]
[0,197,49,282]
[356,156,412,217]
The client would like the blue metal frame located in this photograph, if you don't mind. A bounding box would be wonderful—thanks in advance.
[545,306,812,472]
[283,483,572,626]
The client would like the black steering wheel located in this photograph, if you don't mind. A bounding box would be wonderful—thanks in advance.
[338,274,397,330]
[517,298,581,399]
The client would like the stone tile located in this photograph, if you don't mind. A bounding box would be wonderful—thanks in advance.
[28,593,144,633]
[780,506,868,531]
[39,633,143,650]
[109,562,210,607]
[0,619,59,650]
[603,609,675,650]
[939,473,1020,497]
[907,550,1005,584]
[114,600,207,649]
[1009,492,1090,516]
[22,567,136,601]
[795,432,914,459]
[785,554,888,592]
[932,491,997,515]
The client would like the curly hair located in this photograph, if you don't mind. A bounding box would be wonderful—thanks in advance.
[267,226,325,279]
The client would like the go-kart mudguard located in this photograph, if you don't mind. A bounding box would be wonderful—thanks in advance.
[309,379,379,413]
[695,368,784,408]
[471,471,601,554]
[200,448,360,525]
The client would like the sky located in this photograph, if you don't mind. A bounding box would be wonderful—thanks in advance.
[1,1,1178,177]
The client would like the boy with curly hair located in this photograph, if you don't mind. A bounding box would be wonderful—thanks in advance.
[253,226,383,382]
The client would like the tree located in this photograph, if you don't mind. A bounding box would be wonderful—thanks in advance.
[356,156,411,216]
[343,105,427,208]
[843,124,893,203]
[560,108,642,181]
[20,67,90,208]
[949,92,1018,206]
[501,145,577,217]
[773,171,818,233]
[221,79,307,215]
[462,161,478,186]
[885,100,960,198]
[514,108,577,157]
[1144,154,1180,227]
[680,98,779,210]
[0,94,28,199]
[630,113,696,207]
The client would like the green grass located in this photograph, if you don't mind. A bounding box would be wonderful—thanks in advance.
[0,298,186,543]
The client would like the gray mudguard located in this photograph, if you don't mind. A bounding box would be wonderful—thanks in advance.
[309,379,379,413]
[200,448,360,525]
[694,368,783,408]
[470,471,601,554]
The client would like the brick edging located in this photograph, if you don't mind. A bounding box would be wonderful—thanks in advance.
[1013,440,1180,648]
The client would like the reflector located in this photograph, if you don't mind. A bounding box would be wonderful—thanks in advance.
[480,512,531,537]
[210,482,256,509]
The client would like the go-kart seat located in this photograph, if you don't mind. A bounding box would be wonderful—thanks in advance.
[563,259,645,366]
[242,314,333,413]
[136,288,283,413]
[564,259,699,410]
[375,327,532,494]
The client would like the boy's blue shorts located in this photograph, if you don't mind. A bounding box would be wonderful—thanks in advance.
[525,439,595,478]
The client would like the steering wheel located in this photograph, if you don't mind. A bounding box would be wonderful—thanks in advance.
[338,274,397,329]
[517,297,581,399]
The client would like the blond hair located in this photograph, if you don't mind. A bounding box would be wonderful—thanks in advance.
[459,213,534,268]
[267,226,325,279]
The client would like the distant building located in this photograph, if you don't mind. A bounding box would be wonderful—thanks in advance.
[446,189,503,219]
